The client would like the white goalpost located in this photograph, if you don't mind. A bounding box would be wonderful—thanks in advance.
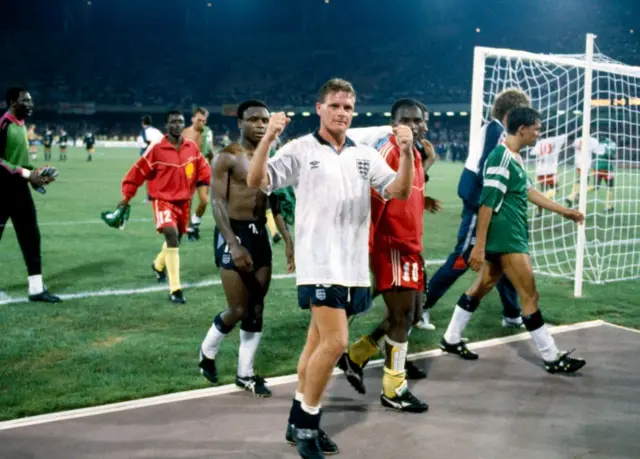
[469,34,640,297]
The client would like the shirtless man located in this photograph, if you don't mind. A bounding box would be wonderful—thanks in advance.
[182,107,215,241]
[198,100,294,396]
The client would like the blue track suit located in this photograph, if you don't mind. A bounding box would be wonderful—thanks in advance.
[426,119,521,319]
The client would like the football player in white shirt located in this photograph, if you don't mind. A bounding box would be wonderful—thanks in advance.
[530,134,566,216]
[247,78,415,459]
[566,135,599,207]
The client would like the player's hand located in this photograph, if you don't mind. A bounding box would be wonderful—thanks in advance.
[468,245,485,272]
[27,173,47,188]
[230,244,254,272]
[424,196,443,213]
[266,112,290,141]
[285,242,295,273]
[562,208,585,224]
[394,125,414,153]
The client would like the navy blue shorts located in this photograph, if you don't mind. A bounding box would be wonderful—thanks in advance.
[214,218,272,271]
[297,284,372,317]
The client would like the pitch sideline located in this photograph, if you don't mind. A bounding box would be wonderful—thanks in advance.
[0,319,607,431]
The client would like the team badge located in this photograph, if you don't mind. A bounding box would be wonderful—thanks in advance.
[222,254,231,264]
[356,159,370,180]
[185,162,195,180]
[315,288,326,301]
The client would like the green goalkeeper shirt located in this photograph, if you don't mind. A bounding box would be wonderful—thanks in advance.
[479,144,531,254]
[0,111,31,175]
[595,138,616,171]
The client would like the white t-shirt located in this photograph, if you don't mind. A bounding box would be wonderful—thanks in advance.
[531,134,567,176]
[136,126,164,148]
[264,131,397,287]
[347,126,393,148]
[572,136,599,170]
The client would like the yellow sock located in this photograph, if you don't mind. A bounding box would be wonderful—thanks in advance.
[165,247,181,293]
[544,188,556,200]
[383,366,407,398]
[382,336,408,398]
[266,209,278,237]
[348,335,378,366]
[153,242,168,271]
[606,189,614,209]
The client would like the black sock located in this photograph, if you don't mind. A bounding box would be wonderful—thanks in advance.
[288,399,301,426]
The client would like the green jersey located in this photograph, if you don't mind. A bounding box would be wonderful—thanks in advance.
[269,147,296,226]
[595,138,616,171]
[200,126,213,157]
[479,144,531,254]
[0,111,30,174]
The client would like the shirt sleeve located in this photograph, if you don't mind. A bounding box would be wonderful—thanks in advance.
[0,121,28,177]
[476,121,503,188]
[367,146,397,200]
[263,140,300,195]
[479,150,509,211]
[122,146,156,199]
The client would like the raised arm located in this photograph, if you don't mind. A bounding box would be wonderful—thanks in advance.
[379,125,414,200]
[247,112,290,189]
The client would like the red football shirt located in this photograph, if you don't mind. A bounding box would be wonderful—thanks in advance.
[122,136,211,202]
[370,134,425,254]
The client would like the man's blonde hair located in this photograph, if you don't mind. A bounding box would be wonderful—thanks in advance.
[317,78,356,103]
[492,88,531,121]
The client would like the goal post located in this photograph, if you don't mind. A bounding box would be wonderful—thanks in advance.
[469,34,640,297]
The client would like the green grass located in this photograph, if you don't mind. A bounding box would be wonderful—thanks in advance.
[0,147,638,421]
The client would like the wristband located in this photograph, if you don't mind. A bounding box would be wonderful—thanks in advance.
[20,168,31,179]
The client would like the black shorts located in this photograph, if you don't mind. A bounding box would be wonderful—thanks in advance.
[44,143,52,149]
[214,218,272,271]
[297,284,372,317]
[86,144,95,151]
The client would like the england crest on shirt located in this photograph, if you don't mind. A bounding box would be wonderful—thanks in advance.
[356,158,370,180]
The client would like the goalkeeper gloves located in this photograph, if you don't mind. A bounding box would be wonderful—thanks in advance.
[31,166,60,194]
[101,204,131,230]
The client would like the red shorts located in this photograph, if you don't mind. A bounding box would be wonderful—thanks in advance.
[537,174,557,187]
[370,249,424,292]
[152,199,190,234]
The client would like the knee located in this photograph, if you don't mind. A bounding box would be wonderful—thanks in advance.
[322,333,348,361]
[230,304,248,322]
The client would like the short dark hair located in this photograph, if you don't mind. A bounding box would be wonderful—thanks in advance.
[141,115,152,126]
[165,110,183,123]
[192,106,208,117]
[391,98,423,120]
[237,100,268,120]
[492,89,530,121]
[506,107,541,135]
[317,78,356,103]
[6,87,27,106]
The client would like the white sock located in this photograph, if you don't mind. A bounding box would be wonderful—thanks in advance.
[443,306,473,344]
[301,400,320,415]
[422,310,431,324]
[28,275,44,295]
[201,324,228,359]
[191,214,201,225]
[295,391,304,402]
[238,330,262,378]
[529,325,560,361]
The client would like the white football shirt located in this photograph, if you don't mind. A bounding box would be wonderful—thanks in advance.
[347,126,393,148]
[572,136,599,170]
[264,131,397,287]
[531,134,567,176]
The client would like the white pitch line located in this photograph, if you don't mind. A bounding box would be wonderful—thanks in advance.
[601,321,640,335]
[0,259,445,305]
[0,319,607,431]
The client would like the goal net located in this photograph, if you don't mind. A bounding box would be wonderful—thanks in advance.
[470,35,640,295]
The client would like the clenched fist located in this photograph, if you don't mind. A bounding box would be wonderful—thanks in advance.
[266,112,291,141]
[394,125,414,153]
